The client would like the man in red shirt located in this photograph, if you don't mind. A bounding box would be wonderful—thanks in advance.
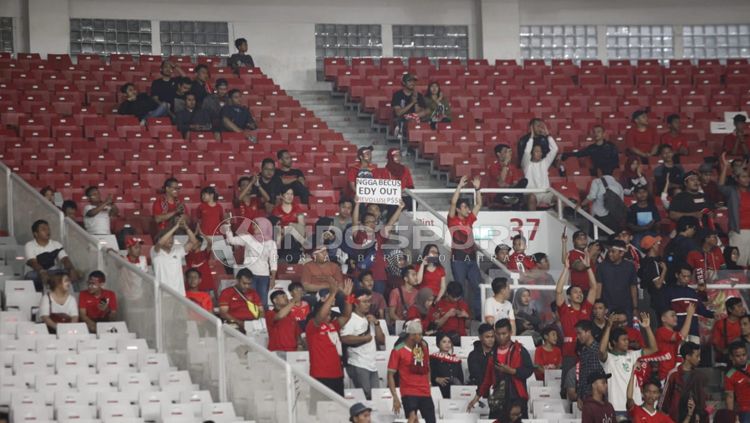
[563,229,591,291]
[534,326,562,381]
[448,175,482,319]
[723,114,749,157]
[661,114,689,160]
[185,269,213,313]
[725,342,750,421]
[218,269,263,328]
[152,177,188,231]
[655,305,695,381]
[713,297,747,361]
[626,373,681,423]
[265,289,302,352]
[625,109,659,163]
[307,279,353,396]
[487,143,527,207]
[686,229,724,285]
[507,234,536,273]
[346,145,378,199]
[78,271,118,333]
[432,281,470,336]
[388,319,436,423]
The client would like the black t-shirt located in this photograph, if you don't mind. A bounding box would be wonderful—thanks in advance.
[118,93,158,121]
[254,175,284,203]
[174,108,212,136]
[275,168,305,185]
[627,202,661,227]
[571,142,620,175]
[228,53,255,70]
[190,80,210,105]
[220,104,256,131]
[150,78,177,104]
[669,191,713,214]
[391,90,426,116]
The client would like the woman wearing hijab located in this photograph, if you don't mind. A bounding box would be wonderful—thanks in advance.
[512,287,541,337]
[406,287,437,335]
[384,148,415,211]
[429,332,464,398]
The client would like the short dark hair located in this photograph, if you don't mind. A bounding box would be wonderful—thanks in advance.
[339,198,353,207]
[185,268,201,279]
[512,234,526,243]
[446,281,463,298]
[215,78,228,88]
[565,285,582,296]
[575,320,594,332]
[176,76,192,86]
[491,277,508,294]
[288,281,303,292]
[32,219,48,233]
[728,341,747,356]
[666,114,680,125]
[541,326,557,339]
[478,323,494,335]
[84,186,98,197]
[276,149,290,160]
[494,318,512,331]
[679,342,700,358]
[89,270,106,281]
[494,143,510,156]
[261,158,275,168]
[594,299,607,308]
[642,379,662,391]
[675,263,693,275]
[658,144,673,155]
[676,216,699,233]
[270,290,287,302]
[119,83,134,93]
[726,297,743,312]
[609,327,628,346]
[62,200,77,211]
[238,176,253,185]
[235,38,247,49]
[529,118,543,126]
[194,64,209,74]
[359,270,373,281]
[236,268,253,281]
[227,89,241,98]
[401,265,416,279]
[456,198,470,210]
[200,186,217,199]
[163,177,179,189]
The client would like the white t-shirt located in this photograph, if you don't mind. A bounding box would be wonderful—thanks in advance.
[83,205,112,235]
[151,245,186,296]
[602,349,642,412]
[120,255,149,301]
[38,293,79,320]
[340,312,377,372]
[224,232,278,277]
[484,297,515,324]
[24,239,68,274]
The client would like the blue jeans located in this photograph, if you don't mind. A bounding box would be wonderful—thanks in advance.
[253,275,270,308]
[451,258,482,319]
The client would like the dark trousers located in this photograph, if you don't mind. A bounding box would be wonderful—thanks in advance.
[402,395,436,423]
[315,377,344,396]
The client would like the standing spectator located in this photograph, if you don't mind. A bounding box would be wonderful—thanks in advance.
[228,37,255,74]
[287,282,310,324]
[534,326,562,381]
[617,228,642,271]
[118,83,168,123]
[331,198,353,235]
[719,152,750,268]
[273,187,306,263]
[596,240,639,321]
[686,229,725,285]
[219,269,263,327]
[668,171,715,222]
[391,73,429,139]
[275,149,310,203]
[416,243,446,299]
[423,82,451,127]
[663,217,700,278]
[487,143,527,207]
[591,299,609,342]
[341,288,385,400]
[197,186,223,237]
[384,148,415,208]
[387,266,420,323]
[514,288,541,336]
[358,272,386,319]
[507,235,536,273]
[301,244,344,293]
[653,144,685,193]
[62,200,78,222]
[124,237,148,272]
[78,271,117,333]
[306,279,353,396]
[83,186,118,235]
[387,319,436,423]
[447,175,482,317]
[581,371,616,423]
[266,289,303,352]
[184,234,215,293]
[429,333,464,398]
[153,178,188,231]
[38,272,79,332]
[638,235,668,316]
[346,145,378,200]
[627,185,661,246]
[432,282,470,336]
[185,269,213,313]
[663,264,715,341]
[661,114,690,159]
[626,372,683,423]
[723,114,749,157]
[221,89,257,135]
[578,170,625,233]
[150,61,182,105]
[576,320,605,405]
[235,175,268,219]
[564,230,592,292]
[467,319,534,420]
[626,109,659,163]
[621,158,649,196]
[517,118,552,165]
[189,64,213,105]
[661,342,708,423]
[468,323,495,386]
[724,342,750,422]
[521,121,559,210]
[406,287,436,334]
[656,305,695,382]
[173,93,212,137]
[713,297,747,362]
[24,219,80,291]
[222,217,277,308]
[561,125,620,176]
[152,217,198,296]
[484,277,515,330]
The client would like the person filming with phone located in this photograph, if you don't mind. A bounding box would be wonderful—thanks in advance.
[78,270,118,333]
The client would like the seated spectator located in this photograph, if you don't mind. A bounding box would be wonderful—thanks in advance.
[429,333,464,398]
[407,287,436,334]
[255,158,283,208]
[663,216,700,278]
[514,288,541,336]
[61,200,78,221]
[663,264,715,341]
[661,114,690,159]
[387,266,420,323]
[423,82,451,128]
[561,125,619,176]
[534,326,562,381]
[150,61,182,105]
[724,341,750,419]
[152,177,188,231]
[627,185,661,246]
[346,145,378,199]
[78,270,117,333]
[597,240,638,322]
[488,144,527,207]
[358,272,385,319]
[228,37,255,74]
[638,236,668,316]
[669,171,715,223]
[152,216,198,296]
[490,243,511,268]
[24,219,80,291]
[723,114,749,157]
[170,77,193,113]
[432,282,470,336]
[118,83,168,123]
[341,288,385,400]
[40,186,55,203]
[184,233,215,293]
[38,271,79,332]
[219,269,264,328]
[625,109,659,163]
[467,323,495,386]
[222,217,277,306]
[653,144,685,193]
[521,121,559,210]
[266,289,303,352]
[301,243,344,293]
[185,269,213,313]
[686,229,724,285]
[391,73,428,138]
[287,281,310,323]
[517,118,551,164]
[656,305,695,382]
[507,235,535,273]
[275,149,310,204]
[201,78,229,129]
[189,64,213,105]
[520,252,555,286]
[725,246,749,272]
[620,157,649,196]
[416,243,446,299]
[578,170,625,233]
[713,297,747,362]
[273,187,306,263]
[83,186,118,235]
[719,153,750,269]
[698,162,723,207]
[221,89,258,134]
[173,93,212,137]
[484,277,515,331]
[662,342,708,423]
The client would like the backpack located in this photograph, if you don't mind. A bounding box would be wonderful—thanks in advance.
[600,177,627,228]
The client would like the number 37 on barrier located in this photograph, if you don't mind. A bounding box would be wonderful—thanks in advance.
[509,218,540,241]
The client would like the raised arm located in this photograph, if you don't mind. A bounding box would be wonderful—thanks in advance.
[585,264,597,305]
[383,199,405,236]
[542,136,559,168]
[555,259,570,308]
[626,366,637,411]
[336,278,354,327]
[600,314,616,362]
[471,176,482,215]
[678,302,696,341]
[521,131,534,170]
[154,217,182,252]
[314,281,339,326]
[640,312,658,355]
[182,220,199,252]
[719,152,730,186]
[449,176,468,218]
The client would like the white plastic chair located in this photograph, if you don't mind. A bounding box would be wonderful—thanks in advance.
[201,402,237,423]
[77,337,117,366]
[158,370,193,390]
[139,390,176,421]
[12,352,49,386]
[10,403,53,423]
[438,398,470,419]
[56,404,95,421]
[53,391,92,412]
[16,322,51,339]
[99,403,138,420]
[96,352,133,384]
[4,280,41,320]
[76,372,117,404]
[0,374,27,407]
[178,390,213,417]
[116,338,150,366]
[10,391,51,419]
[343,388,366,402]
[0,310,27,335]
[96,321,131,339]
[450,385,478,401]
[117,372,154,393]
[544,369,563,388]
[34,374,69,405]
[285,351,310,373]
[532,399,568,418]
[56,322,92,340]
[35,337,77,365]
[137,352,171,383]
[162,402,198,423]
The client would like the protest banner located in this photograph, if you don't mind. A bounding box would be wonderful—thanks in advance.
[355,178,402,205]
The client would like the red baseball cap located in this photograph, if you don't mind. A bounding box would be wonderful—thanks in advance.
[125,236,144,248]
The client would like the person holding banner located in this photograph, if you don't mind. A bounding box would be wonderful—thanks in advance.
[346,145,379,200]
[448,175,483,319]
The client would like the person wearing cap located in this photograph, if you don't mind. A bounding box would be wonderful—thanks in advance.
[685,229,724,286]
[719,152,750,269]
[152,215,199,296]
[265,289,303,353]
[581,371,615,423]
[348,402,372,423]
[340,288,385,400]
[561,124,620,177]
[627,185,661,248]
[668,170,715,223]
[124,236,148,273]
[577,167,625,233]
[521,118,559,210]
[596,240,639,322]
[83,186,118,236]
[307,278,353,396]
[663,263,715,341]
[661,114,690,160]
[625,108,659,163]
[562,229,593,292]
[78,270,118,333]
[723,114,749,157]
[661,342,707,423]
[448,175,483,318]
[638,235,668,316]
[653,144,685,194]
[345,145,378,200]
[391,73,428,137]
[388,318,436,422]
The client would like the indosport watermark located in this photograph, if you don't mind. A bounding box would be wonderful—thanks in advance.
[207,216,542,270]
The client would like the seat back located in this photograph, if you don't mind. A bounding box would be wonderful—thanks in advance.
[4,280,40,320]
[56,322,91,340]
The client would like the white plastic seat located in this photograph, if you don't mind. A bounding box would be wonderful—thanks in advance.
[12,352,49,386]
[0,375,27,407]
[529,386,558,400]
[137,352,171,382]
[99,403,138,420]
[16,322,52,339]
[438,398,471,419]
[56,322,92,340]
[201,402,237,423]
[544,369,563,388]
[36,337,77,365]
[116,338,150,365]
[97,321,131,339]
[77,337,117,366]
[532,399,568,417]
[178,391,213,417]
[56,404,95,421]
[117,372,154,393]
[162,403,198,423]
[1,310,27,334]
[10,403,53,423]
[139,390,177,421]
[59,419,100,423]
[450,385,478,401]
[34,374,70,405]
[285,351,310,374]
[96,352,133,384]
[97,391,139,415]
[55,352,94,385]
[104,419,144,423]
[10,391,50,417]
[4,280,41,320]
[158,370,192,390]
[343,388,365,402]
[54,391,92,411]
[76,373,116,404]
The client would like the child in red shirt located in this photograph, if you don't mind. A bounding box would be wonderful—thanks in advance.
[534,326,562,381]
[432,282,470,336]
[507,235,536,273]
[197,186,223,236]
[185,235,215,292]
[185,268,213,313]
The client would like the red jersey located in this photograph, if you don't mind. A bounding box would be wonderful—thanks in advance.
[487,161,521,187]
[628,405,675,423]
[352,230,387,282]
[266,309,301,352]
[686,247,725,285]
[723,132,749,155]
[558,300,593,357]
[237,197,265,221]
[507,252,536,273]
[272,202,303,227]
[387,342,431,397]
[218,287,262,321]
[712,318,742,353]
[533,346,562,380]
[568,249,589,290]
[306,319,343,378]
[290,301,310,322]
[433,298,469,336]
[346,162,378,197]
[406,306,435,332]
[415,263,445,297]
[152,196,188,230]
[741,191,750,229]
[627,326,645,349]
[447,213,477,258]
[186,291,213,313]
[185,248,215,292]
[655,326,683,380]
[626,126,659,153]
[660,132,688,152]
[725,364,750,412]
[197,202,224,236]
[385,166,415,189]
[78,289,118,321]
